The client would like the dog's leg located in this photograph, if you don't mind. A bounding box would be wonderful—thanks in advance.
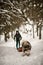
[25,50,30,56]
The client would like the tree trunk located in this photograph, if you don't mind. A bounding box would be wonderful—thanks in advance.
[11,31,13,38]
[0,35,1,42]
[37,24,38,36]
[33,25,34,38]
[39,25,41,39]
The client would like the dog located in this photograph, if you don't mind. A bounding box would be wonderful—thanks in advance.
[22,41,32,56]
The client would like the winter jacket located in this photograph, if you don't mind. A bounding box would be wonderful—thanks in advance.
[14,33,22,41]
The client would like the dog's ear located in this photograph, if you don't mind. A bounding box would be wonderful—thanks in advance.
[27,41,30,44]
[26,41,28,43]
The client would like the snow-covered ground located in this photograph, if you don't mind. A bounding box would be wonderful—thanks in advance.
[0,28,43,65]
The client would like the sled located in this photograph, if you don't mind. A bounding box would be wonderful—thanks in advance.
[17,47,22,52]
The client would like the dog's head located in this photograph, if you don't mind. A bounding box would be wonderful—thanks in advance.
[22,41,31,50]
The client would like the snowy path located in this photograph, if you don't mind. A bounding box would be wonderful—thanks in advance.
[0,37,43,65]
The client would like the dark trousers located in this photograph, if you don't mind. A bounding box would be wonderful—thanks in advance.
[16,40,20,49]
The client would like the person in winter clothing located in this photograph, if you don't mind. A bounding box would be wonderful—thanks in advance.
[14,31,22,49]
